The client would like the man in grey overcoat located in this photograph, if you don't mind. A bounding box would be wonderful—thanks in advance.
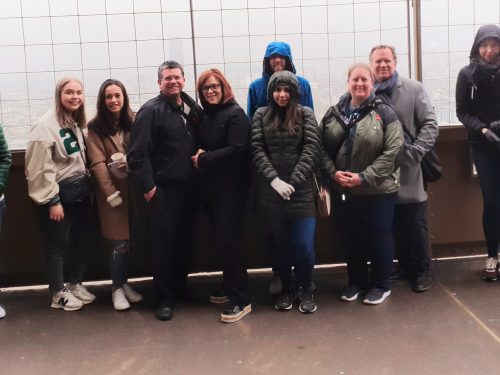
[369,45,439,292]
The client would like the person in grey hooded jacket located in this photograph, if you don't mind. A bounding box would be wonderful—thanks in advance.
[370,45,439,293]
[456,24,500,281]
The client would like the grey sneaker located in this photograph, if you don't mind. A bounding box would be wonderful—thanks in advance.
[340,285,364,302]
[298,288,317,313]
[275,290,295,311]
[363,288,391,305]
[67,283,96,304]
[0,304,5,318]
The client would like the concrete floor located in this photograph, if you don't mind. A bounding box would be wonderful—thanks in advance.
[1,258,499,375]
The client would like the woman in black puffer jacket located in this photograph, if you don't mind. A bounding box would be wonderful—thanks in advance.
[251,70,322,314]
[193,69,251,323]
[456,24,500,281]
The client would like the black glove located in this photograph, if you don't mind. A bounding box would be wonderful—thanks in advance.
[490,120,500,135]
[483,128,500,143]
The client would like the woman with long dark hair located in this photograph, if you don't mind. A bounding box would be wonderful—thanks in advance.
[251,70,322,314]
[456,25,500,281]
[86,79,142,310]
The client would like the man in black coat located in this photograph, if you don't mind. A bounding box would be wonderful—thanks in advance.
[127,61,203,321]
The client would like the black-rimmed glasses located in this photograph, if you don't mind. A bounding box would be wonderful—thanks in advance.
[202,83,221,93]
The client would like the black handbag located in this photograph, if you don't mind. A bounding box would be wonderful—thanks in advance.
[58,173,92,205]
[421,145,443,183]
[402,125,443,183]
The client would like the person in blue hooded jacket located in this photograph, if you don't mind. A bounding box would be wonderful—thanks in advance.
[247,41,314,120]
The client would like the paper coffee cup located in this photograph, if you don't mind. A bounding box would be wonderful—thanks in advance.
[111,152,125,162]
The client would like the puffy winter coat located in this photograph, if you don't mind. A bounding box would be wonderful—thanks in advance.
[251,71,321,218]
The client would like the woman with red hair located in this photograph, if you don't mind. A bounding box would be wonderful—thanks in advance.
[193,69,251,323]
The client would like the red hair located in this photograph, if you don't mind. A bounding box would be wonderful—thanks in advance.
[196,69,235,107]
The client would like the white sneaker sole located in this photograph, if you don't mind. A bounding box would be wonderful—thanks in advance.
[299,304,317,313]
[50,302,83,311]
[363,290,391,305]
[209,295,229,304]
[340,292,360,302]
[220,304,251,323]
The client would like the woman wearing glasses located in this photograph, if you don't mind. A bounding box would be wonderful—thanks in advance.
[192,69,251,323]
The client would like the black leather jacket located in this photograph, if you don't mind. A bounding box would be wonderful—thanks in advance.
[127,92,203,193]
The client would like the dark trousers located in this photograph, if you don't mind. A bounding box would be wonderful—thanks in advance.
[393,201,430,277]
[35,197,94,292]
[266,215,316,290]
[0,198,5,234]
[471,143,500,257]
[108,239,129,289]
[334,192,397,291]
[148,183,197,306]
[201,187,249,306]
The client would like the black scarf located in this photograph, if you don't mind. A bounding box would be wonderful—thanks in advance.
[373,71,399,104]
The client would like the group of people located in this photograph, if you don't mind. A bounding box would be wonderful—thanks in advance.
[0,25,498,323]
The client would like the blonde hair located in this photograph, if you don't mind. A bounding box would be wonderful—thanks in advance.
[55,77,86,128]
[347,63,374,81]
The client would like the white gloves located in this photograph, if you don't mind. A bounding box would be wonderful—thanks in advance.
[107,191,123,207]
[270,177,295,200]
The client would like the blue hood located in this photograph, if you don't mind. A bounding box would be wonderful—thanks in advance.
[262,41,296,78]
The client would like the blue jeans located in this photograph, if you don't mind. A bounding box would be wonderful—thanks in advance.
[267,216,316,290]
[109,240,129,289]
[471,143,500,257]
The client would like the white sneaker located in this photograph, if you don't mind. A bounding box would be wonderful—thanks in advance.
[112,288,130,311]
[483,257,499,281]
[0,304,5,318]
[51,288,83,311]
[122,283,143,303]
[67,283,96,304]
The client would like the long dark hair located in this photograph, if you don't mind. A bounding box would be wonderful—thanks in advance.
[89,79,134,138]
[266,71,301,135]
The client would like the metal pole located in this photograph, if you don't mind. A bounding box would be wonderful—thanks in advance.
[413,0,423,82]
[189,0,198,101]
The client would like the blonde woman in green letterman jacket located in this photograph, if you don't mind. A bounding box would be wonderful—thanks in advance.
[26,77,96,312]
